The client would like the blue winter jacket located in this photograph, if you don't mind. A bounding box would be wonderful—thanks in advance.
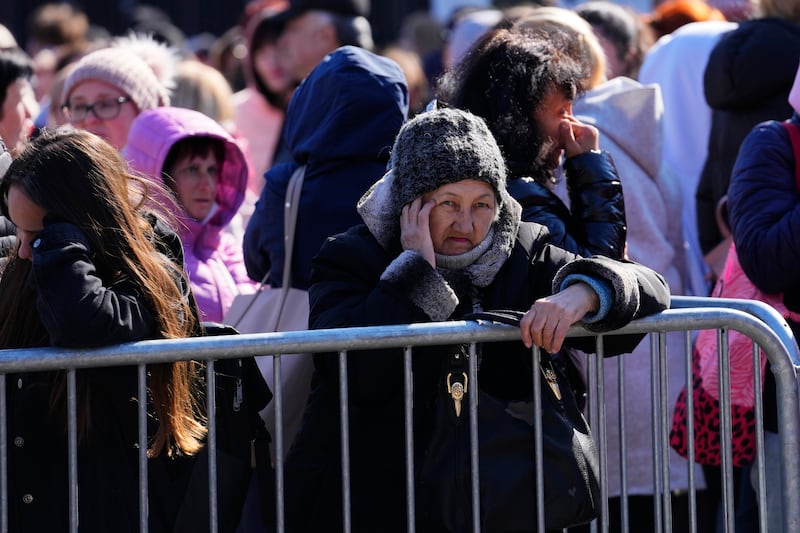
[728,115,800,301]
[243,46,409,289]
[728,114,800,432]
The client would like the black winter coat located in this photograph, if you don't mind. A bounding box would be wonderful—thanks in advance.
[283,222,669,532]
[1,215,256,532]
[507,151,626,259]
[697,17,800,254]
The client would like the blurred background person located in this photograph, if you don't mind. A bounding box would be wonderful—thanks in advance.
[275,0,374,87]
[638,19,738,298]
[124,106,257,323]
[24,2,90,112]
[379,45,430,117]
[0,48,37,157]
[172,58,236,129]
[233,2,293,193]
[644,0,727,40]
[696,0,800,277]
[60,33,176,150]
[574,0,655,80]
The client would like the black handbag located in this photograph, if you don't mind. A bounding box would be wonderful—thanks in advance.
[417,310,600,532]
[173,322,275,532]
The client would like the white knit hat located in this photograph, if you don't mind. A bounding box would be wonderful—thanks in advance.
[62,36,174,111]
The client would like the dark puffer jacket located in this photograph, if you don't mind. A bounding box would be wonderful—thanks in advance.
[697,17,800,254]
[507,151,626,259]
[728,115,800,432]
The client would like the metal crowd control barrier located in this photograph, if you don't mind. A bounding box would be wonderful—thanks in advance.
[0,298,797,533]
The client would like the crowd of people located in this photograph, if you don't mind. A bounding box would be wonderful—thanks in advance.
[0,0,796,531]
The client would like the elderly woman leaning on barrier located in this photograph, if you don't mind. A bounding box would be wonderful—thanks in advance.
[282,108,671,532]
[0,129,209,532]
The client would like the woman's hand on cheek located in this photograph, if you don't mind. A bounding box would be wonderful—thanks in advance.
[400,196,436,267]
[519,283,599,353]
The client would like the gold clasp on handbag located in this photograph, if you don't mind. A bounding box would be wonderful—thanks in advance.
[541,360,562,401]
[447,372,468,417]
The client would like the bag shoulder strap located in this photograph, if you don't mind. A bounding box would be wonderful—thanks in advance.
[463,310,525,327]
[515,222,549,262]
[781,119,800,191]
[251,165,306,288]
[281,165,306,291]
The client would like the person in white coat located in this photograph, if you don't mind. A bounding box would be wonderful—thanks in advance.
[638,20,738,298]
[516,8,707,531]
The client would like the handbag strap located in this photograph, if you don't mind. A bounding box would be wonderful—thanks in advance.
[281,165,306,291]
[235,166,305,331]
[463,310,526,327]
[781,119,800,190]
[463,310,564,400]
[268,165,306,329]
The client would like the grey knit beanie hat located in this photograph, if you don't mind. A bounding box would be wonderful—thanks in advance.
[62,35,175,112]
[389,107,508,207]
[359,107,521,251]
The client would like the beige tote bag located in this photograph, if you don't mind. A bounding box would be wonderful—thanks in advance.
[224,166,313,462]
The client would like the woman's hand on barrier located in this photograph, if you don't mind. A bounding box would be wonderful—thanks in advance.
[520,283,599,353]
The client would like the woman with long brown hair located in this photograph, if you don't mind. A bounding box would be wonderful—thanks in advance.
[0,128,207,531]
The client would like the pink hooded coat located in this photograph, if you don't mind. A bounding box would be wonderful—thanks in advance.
[124,106,257,322]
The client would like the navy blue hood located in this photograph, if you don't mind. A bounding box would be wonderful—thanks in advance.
[243,46,409,289]
[286,45,408,164]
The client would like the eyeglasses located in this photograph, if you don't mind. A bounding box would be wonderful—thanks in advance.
[63,96,131,122]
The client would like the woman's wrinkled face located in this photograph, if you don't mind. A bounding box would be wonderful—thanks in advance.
[7,185,46,262]
[422,179,497,256]
[65,80,139,150]
[168,150,219,221]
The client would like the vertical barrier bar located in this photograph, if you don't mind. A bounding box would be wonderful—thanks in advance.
[138,364,148,533]
[649,334,663,532]
[273,354,284,533]
[338,351,351,533]
[683,331,697,533]
[776,359,800,532]
[718,330,734,533]
[403,347,415,533]
[617,355,628,533]
[67,369,78,533]
[658,332,672,533]
[206,361,218,533]
[593,335,607,533]
[532,346,545,533]
[468,343,480,533]
[752,342,767,532]
[0,376,5,533]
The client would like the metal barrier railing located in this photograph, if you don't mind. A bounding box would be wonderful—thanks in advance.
[0,300,797,533]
